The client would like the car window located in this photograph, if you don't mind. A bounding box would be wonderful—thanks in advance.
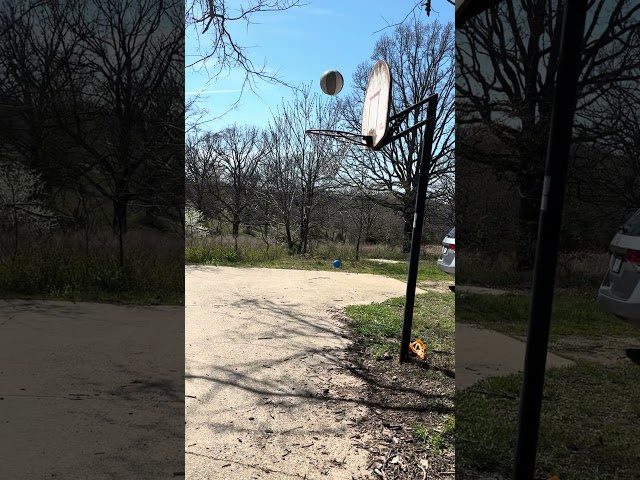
[623,209,640,236]
[447,228,455,238]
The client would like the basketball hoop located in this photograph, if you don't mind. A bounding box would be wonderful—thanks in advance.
[306,60,392,151]
[306,60,440,369]
[307,60,434,152]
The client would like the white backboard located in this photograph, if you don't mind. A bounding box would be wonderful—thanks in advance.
[361,60,392,149]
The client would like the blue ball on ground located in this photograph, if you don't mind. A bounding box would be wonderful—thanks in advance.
[332,259,342,268]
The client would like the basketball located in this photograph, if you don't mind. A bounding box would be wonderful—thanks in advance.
[332,259,342,268]
[320,70,344,96]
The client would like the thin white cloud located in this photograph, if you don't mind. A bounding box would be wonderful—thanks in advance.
[304,7,341,17]
[185,89,242,95]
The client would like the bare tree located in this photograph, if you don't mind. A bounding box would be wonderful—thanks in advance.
[260,116,300,252]
[568,82,640,219]
[186,94,207,134]
[207,124,269,251]
[0,0,50,38]
[255,86,344,254]
[345,168,380,260]
[185,0,302,86]
[49,0,184,266]
[184,0,308,155]
[186,131,218,217]
[0,0,82,178]
[456,0,640,269]
[1,2,103,255]
[273,85,343,254]
[340,18,455,252]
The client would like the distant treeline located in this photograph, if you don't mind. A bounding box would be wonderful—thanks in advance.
[0,1,184,269]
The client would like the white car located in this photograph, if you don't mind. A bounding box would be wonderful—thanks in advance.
[437,227,455,276]
[598,208,640,327]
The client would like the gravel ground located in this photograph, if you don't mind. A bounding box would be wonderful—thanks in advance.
[0,300,184,479]
[185,265,420,479]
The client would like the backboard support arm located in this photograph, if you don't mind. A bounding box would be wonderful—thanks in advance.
[376,94,437,150]
[378,119,430,149]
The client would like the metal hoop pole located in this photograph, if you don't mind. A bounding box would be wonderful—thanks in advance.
[512,0,587,478]
[399,94,438,363]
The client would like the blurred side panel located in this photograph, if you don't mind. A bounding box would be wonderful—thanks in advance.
[0,0,185,477]
[456,0,640,478]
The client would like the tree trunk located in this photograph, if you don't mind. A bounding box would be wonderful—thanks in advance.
[516,153,544,273]
[302,219,309,254]
[298,207,311,255]
[113,199,128,267]
[298,211,307,255]
[118,224,124,268]
[298,224,307,254]
[80,195,90,255]
[285,222,294,253]
[402,201,414,253]
[12,205,19,261]
[232,218,240,252]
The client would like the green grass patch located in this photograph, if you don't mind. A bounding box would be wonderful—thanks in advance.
[457,291,640,339]
[414,423,430,442]
[414,415,455,452]
[186,245,449,283]
[344,291,454,359]
[457,361,640,480]
[457,289,640,479]
[185,235,449,282]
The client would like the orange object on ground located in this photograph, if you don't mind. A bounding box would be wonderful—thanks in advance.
[409,339,426,361]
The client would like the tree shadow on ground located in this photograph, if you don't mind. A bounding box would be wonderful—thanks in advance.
[187,295,453,411]
[185,355,453,416]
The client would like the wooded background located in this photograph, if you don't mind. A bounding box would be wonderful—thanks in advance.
[456,0,640,286]
[0,0,184,302]
[185,17,456,259]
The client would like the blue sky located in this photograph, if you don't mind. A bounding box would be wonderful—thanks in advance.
[185,0,455,132]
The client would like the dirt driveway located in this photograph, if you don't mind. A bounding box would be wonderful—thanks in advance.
[0,300,183,479]
[185,265,421,479]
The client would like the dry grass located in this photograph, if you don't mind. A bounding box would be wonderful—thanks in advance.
[186,234,440,263]
[0,229,183,304]
[458,249,609,290]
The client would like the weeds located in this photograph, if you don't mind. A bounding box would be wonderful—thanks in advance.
[413,416,455,452]
[0,230,183,304]
[345,292,454,369]
[185,234,441,264]
[458,249,609,290]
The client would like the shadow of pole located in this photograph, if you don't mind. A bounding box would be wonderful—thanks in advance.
[626,348,640,366]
